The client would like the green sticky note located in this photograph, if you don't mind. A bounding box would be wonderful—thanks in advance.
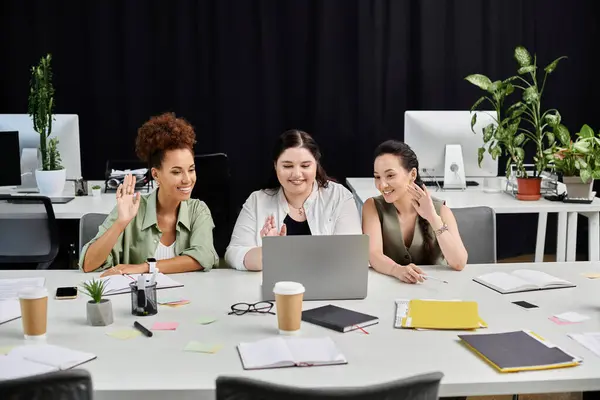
[0,346,15,355]
[197,316,217,325]
[183,341,223,353]
[106,329,141,340]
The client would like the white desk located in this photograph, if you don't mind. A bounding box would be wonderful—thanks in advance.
[347,177,600,263]
[1,264,600,399]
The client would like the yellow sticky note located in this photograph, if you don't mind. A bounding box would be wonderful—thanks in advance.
[106,329,141,340]
[183,341,222,353]
[582,272,600,279]
[197,317,217,325]
[0,346,15,355]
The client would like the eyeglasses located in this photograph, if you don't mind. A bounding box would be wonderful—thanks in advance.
[228,301,275,315]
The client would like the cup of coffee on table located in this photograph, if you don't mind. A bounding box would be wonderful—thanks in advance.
[273,281,305,335]
[18,286,48,340]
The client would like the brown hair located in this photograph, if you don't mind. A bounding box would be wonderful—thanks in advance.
[135,112,196,168]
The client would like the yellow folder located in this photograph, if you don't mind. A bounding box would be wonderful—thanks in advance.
[401,299,481,330]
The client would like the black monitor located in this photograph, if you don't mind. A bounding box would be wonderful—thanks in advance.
[0,131,21,186]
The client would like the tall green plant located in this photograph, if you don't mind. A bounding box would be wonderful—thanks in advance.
[27,54,63,171]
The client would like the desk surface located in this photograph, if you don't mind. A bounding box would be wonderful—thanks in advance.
[347,177,600,213]
[1,263,600,399]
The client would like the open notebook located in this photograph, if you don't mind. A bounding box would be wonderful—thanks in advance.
[237,337,347,370]
[85,273,183,295]
[473,270,576,294]
[0,344,97,380]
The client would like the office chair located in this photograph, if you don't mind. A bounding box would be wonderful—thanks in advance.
[0,369,93,400]
[216,372,443,400]
[193,153,233,259]
[452,206,497,264]
[0,195,59,269]
[79,213,108,252]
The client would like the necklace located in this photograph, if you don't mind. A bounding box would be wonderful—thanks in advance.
[289,204,305,216]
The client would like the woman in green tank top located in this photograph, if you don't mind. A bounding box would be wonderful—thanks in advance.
[362,140,468,284]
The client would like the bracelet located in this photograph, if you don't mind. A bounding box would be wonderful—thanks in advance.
[434,224,449,237]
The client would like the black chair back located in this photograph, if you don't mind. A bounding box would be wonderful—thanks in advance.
[0,369,93,400]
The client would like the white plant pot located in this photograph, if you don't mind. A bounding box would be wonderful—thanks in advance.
[563,176,593,199]
[91,188,102,197]
[86,299,113,326]
[35,168,66,197]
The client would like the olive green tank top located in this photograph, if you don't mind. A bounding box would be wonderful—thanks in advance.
[373,196,447,266]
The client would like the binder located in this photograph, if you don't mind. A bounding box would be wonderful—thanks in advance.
[401,299,482,330]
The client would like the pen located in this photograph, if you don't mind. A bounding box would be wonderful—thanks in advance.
[133,321,153,337]
[420,274,448,284]
[149,267,158,286]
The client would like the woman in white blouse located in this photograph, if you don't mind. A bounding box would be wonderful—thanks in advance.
[225,129,362,271]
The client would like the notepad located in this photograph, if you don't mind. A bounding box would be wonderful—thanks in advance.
[237,337,347,370]
[302,305,379,333]
[0,277,45,300]
[458,330,581,372]
[0,299,21,325]
[85,273,183,295]
[0,344,97,380]
[473,270,575,294]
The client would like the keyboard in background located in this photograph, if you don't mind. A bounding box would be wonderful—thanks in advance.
[423,181,479,187]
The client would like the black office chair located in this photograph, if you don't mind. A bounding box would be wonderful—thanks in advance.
[0,194,59,269]
[216,372,443,400]
[452,206,497,264]
[0,369,93,400]
[79,213,108,252]
[192,153,233,259]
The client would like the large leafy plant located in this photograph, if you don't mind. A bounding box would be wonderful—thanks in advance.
[553,124,600,183]
[467,46,569,178]
[28,53,63,171]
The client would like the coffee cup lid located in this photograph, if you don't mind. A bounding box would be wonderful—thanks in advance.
[273,281,305,295]
[18,286,48,300]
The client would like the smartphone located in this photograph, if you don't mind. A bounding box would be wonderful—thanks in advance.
[55,287,78,300]
[512,300,538,310]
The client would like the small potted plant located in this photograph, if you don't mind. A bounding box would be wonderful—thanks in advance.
[81,279,113,326]
[91,185,102,197]
[553,124,600,199]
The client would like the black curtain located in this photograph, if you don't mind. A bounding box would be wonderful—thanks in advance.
[1,0,599,258]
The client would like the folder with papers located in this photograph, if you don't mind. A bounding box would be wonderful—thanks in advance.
[395,299,486,330]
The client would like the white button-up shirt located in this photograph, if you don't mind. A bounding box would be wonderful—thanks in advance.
[225,181,362,270]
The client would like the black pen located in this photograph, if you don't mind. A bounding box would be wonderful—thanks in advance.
[133,321,153,337]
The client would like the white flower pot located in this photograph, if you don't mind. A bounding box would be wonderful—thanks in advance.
[87,299,113,326]
[563,176,593,199]
[35,168,66,197]
[91,188,102,197]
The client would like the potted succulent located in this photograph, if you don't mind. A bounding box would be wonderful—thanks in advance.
[81,279,113,326]
[553,124,600,199]
[28,53,66,197]
[467,46,569,200]
[91,185,102,197]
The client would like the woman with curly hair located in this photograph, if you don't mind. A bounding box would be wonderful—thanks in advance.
[80,112,219,275]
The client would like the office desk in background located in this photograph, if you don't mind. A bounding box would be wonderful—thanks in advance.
[346,177,600,263]
[1,263,599,399]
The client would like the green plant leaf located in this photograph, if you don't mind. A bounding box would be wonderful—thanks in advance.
[592,170,600,180]
[544,56,567,74]
[555,124,570,146]
[581,169,592,184]
[465,74,492,91]
[544,112,561,127]
[514,133,525,146]
[514,46,532,67]
[518,65,537,74]
[523,86,539,104]
[490,145,502,160]
[579,124,594,139]
[470,113,477,133]
[504,83,515,96]
[503,76,519,84]
[470,97,487,112]
[515,147,525,160]
[573,140,591,153]
[546,131,555,145]
[507,102,525,118]
[478,147,485,166]
[483,123,494,142]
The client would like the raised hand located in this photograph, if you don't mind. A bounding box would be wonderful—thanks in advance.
[116,174,141,225]
[260,215,287,237]
[408,183,437,222]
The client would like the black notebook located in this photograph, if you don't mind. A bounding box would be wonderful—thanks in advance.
[302,305,379,333]
[458,330,581,372]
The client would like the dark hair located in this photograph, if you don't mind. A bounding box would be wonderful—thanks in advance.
[135,112,196,169]
[374,140,434,263]
[263,129,332,192]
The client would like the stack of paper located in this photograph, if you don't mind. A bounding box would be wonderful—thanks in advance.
[395,299,486,330]
[568,332,600,357]
[0,277,45,324]
[549,312,590,325]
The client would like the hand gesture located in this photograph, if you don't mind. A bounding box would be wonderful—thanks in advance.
[394,263,425,284]
[408,183,437,222]
[100,264,147,278]
[260,215,287,237]
[116,174,140,224]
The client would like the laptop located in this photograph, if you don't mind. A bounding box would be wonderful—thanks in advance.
[261,235,369,301]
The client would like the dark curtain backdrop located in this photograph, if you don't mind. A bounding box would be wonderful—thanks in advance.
[1,0,599,258]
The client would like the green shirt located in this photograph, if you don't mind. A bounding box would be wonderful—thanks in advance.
[79,190,219,272]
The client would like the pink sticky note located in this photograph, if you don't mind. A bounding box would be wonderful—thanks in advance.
[151,322,179,330]
[549,316,577,325]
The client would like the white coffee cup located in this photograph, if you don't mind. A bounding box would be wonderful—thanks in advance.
[18,286,48,340]
[273,282,305,335]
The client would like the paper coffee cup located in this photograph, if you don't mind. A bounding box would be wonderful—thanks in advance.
[273,281,305,335]
[18,286,48,340]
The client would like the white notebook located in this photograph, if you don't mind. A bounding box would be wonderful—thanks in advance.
[0,299,21,325]
[85,273,183,295]
[237,337,347,370]
[0,344,96,380]
[473,270,576,294]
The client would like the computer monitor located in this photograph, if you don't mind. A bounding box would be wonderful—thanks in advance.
[404,111,498,189]
[0,115,82,184]
[0,131,22,187]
